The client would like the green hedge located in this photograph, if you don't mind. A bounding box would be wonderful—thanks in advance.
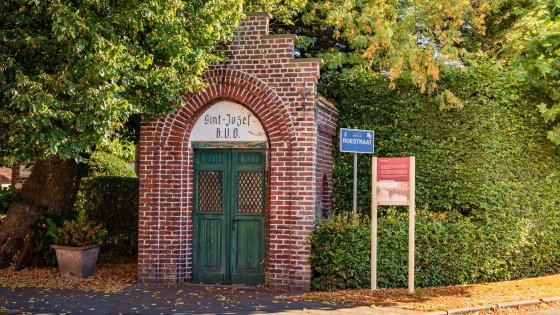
[0,185,19,216]
[310,209,560,290]
[311,61,560,290]
[322,61,560,216]
[85,151,137,178]
[74,177,138,253]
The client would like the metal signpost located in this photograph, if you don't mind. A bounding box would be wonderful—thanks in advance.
[339,128,374,217]
[371,157,416,293]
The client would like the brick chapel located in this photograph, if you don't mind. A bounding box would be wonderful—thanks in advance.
[138,12,339,291]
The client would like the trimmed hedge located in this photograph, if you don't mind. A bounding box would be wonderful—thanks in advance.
[322,62,560,216]
[74,177,139,253]
[85,151,137,178]
[309,209,560,290]
[0,185,18,216]
[310,61,560,290]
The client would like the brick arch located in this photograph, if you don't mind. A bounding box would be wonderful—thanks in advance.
[156,68,296,149]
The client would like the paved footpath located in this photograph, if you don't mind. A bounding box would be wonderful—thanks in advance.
[0,283,424,315]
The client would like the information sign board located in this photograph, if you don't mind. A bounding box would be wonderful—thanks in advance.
[19,165,32,178]
[377,158,410,203]
[339,128,374,154]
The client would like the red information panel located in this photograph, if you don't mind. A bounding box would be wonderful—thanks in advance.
[377,158,410,203]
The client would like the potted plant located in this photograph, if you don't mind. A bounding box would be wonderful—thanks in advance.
[50,209,107,279]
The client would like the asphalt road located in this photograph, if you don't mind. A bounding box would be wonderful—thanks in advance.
[0,283,424,315]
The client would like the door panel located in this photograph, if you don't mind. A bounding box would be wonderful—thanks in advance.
[238,152,265,165]
[230,151,265,284]
[196,219,222,269]
[193,151,228,283]
[193,149,265,285]
[234,220,262,270]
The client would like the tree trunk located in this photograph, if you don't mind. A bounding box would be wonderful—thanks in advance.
[0,156,88,270]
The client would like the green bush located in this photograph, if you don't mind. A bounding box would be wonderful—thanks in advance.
[322,61,560,216]
[98,138,136,161]
[33,207,78,267]
[309,208,560,290]
[74,177,139,254]
[0,185,19,215]
[309,215,371,290]
[313,62,560,289]
[85,151,137,178]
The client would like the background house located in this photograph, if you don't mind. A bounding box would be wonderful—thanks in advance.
[0,164,12,188]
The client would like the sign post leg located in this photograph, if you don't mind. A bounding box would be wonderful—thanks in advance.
[353,152,357,218]
[408,157,416,294]
[371,157,377,291]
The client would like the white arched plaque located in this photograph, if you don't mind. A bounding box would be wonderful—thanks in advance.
[190,101,267,148]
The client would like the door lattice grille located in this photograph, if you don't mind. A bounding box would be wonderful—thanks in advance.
[198,170,223,213]
[237,171,263,213]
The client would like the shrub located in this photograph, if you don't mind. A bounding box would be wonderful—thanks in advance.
[85,151,136,178]
[74,177,139,254]
[0,185,19,215]
[309,208,560,290]
[58,209,107,247]
[309,215,371,290]
[33,208,78,267]
[321,62,560,216]
[98,138,136,161]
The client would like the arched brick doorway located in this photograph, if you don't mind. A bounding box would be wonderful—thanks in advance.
[138,12,338,291]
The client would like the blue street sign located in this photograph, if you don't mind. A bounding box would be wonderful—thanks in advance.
[340,128,374,153]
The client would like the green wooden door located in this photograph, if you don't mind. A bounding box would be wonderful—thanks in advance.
[193,149,265,285]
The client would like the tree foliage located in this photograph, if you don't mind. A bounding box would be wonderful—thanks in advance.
[302,0,499,101]
[279,0,533,61]
[98,138,136,161]
[0,0,244,164]
[514,0,560,144]
[460,0,535,59]
[245,0,307,25]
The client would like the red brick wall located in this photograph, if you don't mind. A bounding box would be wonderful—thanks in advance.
[138,12,339,291]
[316,99,339,218]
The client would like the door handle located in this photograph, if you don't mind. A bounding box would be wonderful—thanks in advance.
[232,217,241,232]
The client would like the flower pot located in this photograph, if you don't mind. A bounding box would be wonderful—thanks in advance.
[51,243,102,279]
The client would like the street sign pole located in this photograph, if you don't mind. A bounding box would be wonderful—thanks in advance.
[353,152,357,218]
[352,127,358,218]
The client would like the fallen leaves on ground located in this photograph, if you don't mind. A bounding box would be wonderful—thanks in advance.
[472,301,560,315]
[0,263,137,293]
[280,273,560,311]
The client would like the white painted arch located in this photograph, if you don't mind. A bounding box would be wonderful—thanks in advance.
[190,101,268,148]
